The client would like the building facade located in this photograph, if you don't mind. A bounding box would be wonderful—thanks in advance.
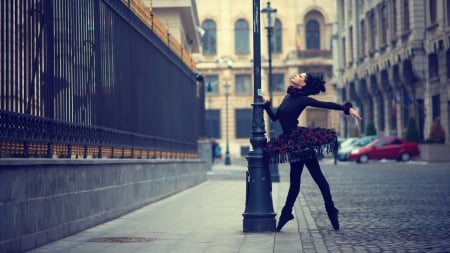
[193,0,340,158]
[141,0,201,54]
[332,0,450,142]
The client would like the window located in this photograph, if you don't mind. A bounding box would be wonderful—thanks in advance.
[447,0,450,25]
[392,0,398,38]
[273,19,282,53]
[234,19,249,54]
[204,75,219,94]
[342,37,346,66]
[376,140,388,147]
[432,95,440,121]
[306,20,320,49]
[349,26,354,62]
[369,12,376,51]
[205,109,221,138]
[447,49,450,78]
[235,74,252,94]
[428,54,439,79]
[361,20,366,56]
[381,4,388,45]
[235,109,252,138]
[391,139,403,145]
[403,0,410,32]
[272,73,284,92]
[202,19,217,55]
[429,0,437,24]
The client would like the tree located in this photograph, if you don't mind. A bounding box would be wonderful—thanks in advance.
[429,116,446,143]
[365,122,377,136]
[405,117,419,143]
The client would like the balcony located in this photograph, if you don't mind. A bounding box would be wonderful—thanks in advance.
[296,49,332,59]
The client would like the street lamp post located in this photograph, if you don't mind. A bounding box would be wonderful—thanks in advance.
[242,0,276,232]
[224,82,231,165]
[261,1,280,183]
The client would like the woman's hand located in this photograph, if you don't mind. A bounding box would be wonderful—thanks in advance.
[349,108,362,122]
[260,95,271,106]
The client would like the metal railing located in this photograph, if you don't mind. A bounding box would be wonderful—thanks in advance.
[0,0,203,159]
[296,49,332,58]
[122,0,196,71]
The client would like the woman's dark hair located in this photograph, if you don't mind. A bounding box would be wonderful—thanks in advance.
[304,73,326,95]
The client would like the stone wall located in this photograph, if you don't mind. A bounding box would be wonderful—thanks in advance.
[418,144,450,162]
[0,159,207,252]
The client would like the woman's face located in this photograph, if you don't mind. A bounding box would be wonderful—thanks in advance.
[290,73,307,88]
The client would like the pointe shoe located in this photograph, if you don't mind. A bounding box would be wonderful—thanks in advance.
[276,212,294,232]
[326,207,340,230]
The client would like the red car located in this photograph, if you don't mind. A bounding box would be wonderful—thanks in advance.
[347,136,420,163]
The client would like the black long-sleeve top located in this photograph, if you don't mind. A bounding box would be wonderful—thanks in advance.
[264,95,351,134]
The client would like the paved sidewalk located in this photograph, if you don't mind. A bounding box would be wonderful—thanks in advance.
[28,159,310,253]
[26,158,367,253]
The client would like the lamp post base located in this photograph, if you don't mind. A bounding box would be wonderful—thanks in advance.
[243,214,276,232]
[243,150,276,232]
[224,153,231,165]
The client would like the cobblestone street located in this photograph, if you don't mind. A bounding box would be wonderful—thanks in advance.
[289,160,450,253]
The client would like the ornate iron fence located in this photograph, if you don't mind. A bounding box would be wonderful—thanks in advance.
[0,0,203,159]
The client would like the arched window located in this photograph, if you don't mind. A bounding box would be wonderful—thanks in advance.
[306,20,320,49]
[234,19,249,54]
[273,19,282,53]
[202,19,217,55]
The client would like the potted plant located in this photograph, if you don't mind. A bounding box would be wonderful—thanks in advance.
[418,116,450,161]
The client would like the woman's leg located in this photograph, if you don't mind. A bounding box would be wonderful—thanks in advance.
[283,161,304,212]
[277,161,304,231]
[305,158,340,230]
[304,158,333,207]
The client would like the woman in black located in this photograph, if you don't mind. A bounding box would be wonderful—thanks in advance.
[263,73,361,231]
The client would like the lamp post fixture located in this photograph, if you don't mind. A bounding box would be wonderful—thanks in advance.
[261,1,280,183]
[224,82,231,165]
[242,0,276,232]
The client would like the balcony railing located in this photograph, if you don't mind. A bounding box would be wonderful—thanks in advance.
[297,49,332,58]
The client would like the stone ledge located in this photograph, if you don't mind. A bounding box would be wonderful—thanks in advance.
[418,144,450,162]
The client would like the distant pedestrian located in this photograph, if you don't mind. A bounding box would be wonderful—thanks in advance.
[214,144,222,162]
[333,139,340,165]
[211,139,218,164]
[263,73,362,231]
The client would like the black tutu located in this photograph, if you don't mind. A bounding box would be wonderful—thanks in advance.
[265,127,337,164]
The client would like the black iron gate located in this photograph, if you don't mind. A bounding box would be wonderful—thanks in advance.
[0,0,202,158]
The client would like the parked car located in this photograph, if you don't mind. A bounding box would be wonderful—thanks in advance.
[339,137,359,150]
[337,135,378,161]
[347,136,420,163]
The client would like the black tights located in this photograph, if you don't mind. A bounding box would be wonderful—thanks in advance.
[282,158,334,214]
